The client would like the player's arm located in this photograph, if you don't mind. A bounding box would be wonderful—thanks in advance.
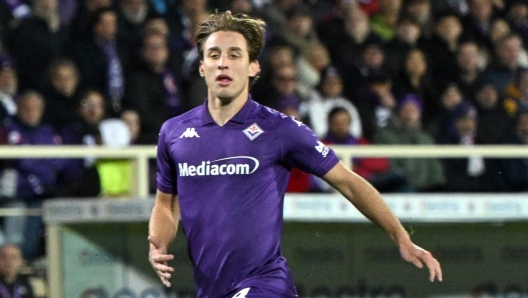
[148,190,180,287]
[323,161,443,282]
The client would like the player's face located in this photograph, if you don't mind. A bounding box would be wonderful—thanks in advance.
[199,31,260,103]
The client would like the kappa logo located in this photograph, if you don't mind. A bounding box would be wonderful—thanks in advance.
[315,141,329,158]
[243,123,263,140]
[179,128,200,138]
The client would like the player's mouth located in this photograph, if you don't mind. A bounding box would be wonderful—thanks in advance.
[216,74,232,86]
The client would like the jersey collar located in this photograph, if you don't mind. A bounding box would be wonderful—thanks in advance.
[200,95,255,126]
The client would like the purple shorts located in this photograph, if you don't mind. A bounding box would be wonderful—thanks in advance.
[222,257,298,298]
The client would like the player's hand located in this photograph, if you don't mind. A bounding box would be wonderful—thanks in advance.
[148,235,174,287]
[399,242,442,282]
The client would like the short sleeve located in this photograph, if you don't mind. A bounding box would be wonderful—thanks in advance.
[156,122,177,194]
[279,116,340,177]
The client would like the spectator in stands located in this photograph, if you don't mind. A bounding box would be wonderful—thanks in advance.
[452,40,485,99]
[473,79,513,144]
[142,14,170,38]
[68,0,112,43]
[164,0,210,63]
[322,107,412,193]
[260,0,301,37]
[384,16,423,75]
[373,93,446,192]
[487,18,528,70]
[424,10,464,86]
[342,39,390,102]
[178,9,211,110]
[4,90,64,260]
[69,7,131,116]
[305,66,363,139]
[0,0,31,36]
[0,244,34,298]
[318,3,383,88]
[60,87,132,197]
[374,93,445,192]
[490,18,511,46]
[0,55,17,124]
[117,0,158,49]
[275,4,319,54]
[433,83,466,138]
[124,30,184,144]
[120,109,140,144]
[491,105,528,191]
[253,63,304,113]
[40,58,81,131]
[392,48,440,131]
[404,0,434,39]
[503,67,528,117]
[438,100,503,192]
[59,88,104,198]
[5,0,67,90]
[461,0,498,49]
[295,42,330,100]
[252,41,297,104]
[141,15,182,60]
[356,73,397,139]
[479,33,524,94]
[369,0,403,41]
[506,0,528,49]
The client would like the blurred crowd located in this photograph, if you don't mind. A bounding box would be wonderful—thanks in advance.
[0,0,527,261]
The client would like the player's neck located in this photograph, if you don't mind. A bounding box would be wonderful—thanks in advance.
[208,91,249,126]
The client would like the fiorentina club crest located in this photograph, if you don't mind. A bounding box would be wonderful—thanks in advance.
[243,123,264,140]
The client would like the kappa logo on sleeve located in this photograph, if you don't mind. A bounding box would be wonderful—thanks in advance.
[243,123,264,140]
[315,141,329,157]
[179,128,200,138]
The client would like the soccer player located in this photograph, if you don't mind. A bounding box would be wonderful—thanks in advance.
[148,11,442,298]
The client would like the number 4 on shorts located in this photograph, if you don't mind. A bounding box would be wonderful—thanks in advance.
[232,287,251,298]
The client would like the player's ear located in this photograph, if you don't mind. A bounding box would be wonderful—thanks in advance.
[199,61,205,77]
[249,60,260,78]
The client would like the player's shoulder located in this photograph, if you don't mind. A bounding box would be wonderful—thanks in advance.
[250,101,304,130]
[160,106,202,138]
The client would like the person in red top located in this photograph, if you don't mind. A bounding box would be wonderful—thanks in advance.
[322,106,412,192]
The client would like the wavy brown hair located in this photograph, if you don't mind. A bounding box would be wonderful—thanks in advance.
[195,11,266,63]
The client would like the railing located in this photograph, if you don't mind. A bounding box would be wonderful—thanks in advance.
[0,144,527,197]
[0,144,524,298]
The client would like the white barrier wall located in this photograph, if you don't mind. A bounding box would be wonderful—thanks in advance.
[44,194,528,298]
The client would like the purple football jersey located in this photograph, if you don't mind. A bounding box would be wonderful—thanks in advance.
[157,97,340,298]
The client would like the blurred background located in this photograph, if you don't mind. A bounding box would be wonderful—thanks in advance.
[0,0,528,297]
